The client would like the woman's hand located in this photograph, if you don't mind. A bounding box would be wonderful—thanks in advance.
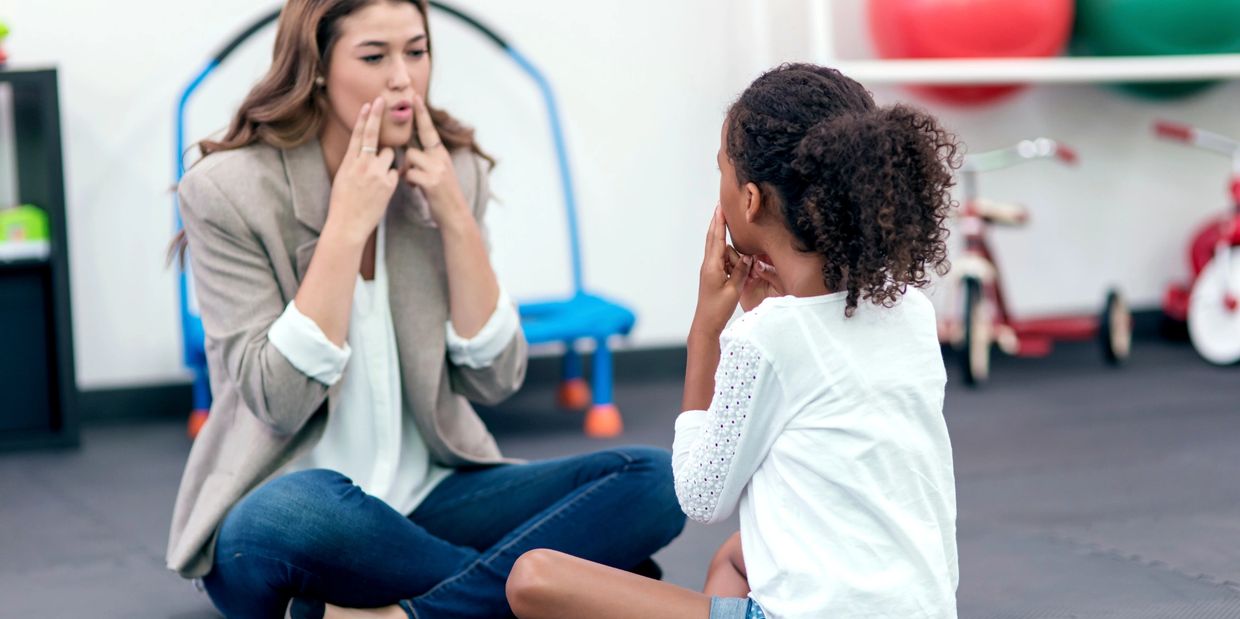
[326,97,399,243]
[404,92,471,229]
[692,206,753,338]
[400,93,500,339]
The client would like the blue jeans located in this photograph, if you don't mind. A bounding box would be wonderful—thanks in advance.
[202,446,685,618]
[710,597,766,619]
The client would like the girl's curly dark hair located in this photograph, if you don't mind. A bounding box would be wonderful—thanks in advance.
[726,63,960,316]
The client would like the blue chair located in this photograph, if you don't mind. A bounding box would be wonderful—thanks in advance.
[471,10,637,437]
[176,3,636,438]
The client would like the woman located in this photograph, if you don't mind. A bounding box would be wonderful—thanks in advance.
[166,1,684,617]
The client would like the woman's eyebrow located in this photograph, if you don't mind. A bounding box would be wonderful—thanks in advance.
[356,34,426,49]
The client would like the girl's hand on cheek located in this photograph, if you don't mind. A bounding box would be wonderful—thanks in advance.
[727,250,782,312]
[693,206,752,337]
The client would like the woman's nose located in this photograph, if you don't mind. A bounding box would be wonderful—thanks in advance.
[389,66,412,90]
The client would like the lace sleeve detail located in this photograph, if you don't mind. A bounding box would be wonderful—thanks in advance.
[673,338,771,524]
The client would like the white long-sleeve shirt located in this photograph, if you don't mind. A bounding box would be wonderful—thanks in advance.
[267,218,520,515]
[673,290,957,619]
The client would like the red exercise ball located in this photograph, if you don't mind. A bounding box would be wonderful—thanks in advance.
[868,0,1074,105]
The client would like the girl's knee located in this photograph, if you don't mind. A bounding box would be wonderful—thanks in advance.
[507,549,565,617]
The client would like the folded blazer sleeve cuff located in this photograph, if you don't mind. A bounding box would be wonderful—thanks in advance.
[267,300,352,386]
[445,287,520,370]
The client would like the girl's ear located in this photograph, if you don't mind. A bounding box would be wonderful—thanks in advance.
[744,182,763,223]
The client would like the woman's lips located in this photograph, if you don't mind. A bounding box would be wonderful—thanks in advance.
[389,103,413,122]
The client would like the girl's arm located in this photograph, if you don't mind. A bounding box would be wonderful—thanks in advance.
[682,325,722,412]
[685,206,753,410]
[673,333,786,524]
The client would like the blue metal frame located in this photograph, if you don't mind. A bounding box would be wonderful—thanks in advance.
[175,7,281,413]
[175,61,216,413]
[175,2,635,418]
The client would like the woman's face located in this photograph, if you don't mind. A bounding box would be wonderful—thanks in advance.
[324,1,430,148]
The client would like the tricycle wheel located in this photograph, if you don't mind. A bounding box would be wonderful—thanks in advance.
[961,277,992,386]
[1101,289,1132,366]
[1188,248,1240,365]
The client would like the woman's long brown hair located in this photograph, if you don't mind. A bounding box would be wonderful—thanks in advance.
[172,0,489,258]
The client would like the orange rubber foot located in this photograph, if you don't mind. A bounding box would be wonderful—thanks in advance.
[187,409,209,440]
[557,378,593,411]
[584,404,624,438]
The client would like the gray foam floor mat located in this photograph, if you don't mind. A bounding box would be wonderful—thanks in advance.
[2,338,1238,617]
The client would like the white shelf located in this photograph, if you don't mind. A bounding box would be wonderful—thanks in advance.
[0,240,50,262]
[825,55,1240,85]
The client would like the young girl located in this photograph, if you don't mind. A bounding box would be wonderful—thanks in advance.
[503,63,960,619]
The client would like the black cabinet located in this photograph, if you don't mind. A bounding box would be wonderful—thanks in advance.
[0,68,79,450]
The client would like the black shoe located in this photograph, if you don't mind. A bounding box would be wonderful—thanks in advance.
[630,557,664,581]
[288,598,325,619]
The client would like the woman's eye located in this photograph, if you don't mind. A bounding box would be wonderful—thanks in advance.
[361,55,383,64]
[407,49,427,59]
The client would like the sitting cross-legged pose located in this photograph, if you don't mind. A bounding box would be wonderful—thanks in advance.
[166,2,685,617]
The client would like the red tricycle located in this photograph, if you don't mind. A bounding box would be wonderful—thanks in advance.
[1153,120,1240,365]
[944,138,1132,385]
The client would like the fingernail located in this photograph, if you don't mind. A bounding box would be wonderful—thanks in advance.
[743,256,753,265]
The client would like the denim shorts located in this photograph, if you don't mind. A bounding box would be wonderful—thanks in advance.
[709,596,766,619]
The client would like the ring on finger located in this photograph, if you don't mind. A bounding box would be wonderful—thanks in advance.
[422,139,442,151]
[361,146,377,154]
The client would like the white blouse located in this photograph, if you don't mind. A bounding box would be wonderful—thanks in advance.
[672,290,958,619]
[267,219,520,515]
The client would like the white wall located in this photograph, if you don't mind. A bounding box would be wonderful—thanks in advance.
[4,0,760,389]
[4,0,1238,389]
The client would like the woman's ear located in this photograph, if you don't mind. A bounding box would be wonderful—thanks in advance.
[744,182,763,223]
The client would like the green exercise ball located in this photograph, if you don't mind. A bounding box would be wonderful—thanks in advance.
[1072,0,1240,98]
